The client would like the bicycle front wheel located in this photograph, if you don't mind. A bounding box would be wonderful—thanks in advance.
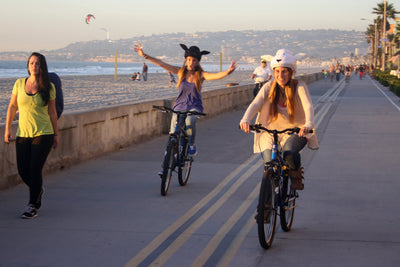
[161,139,177,196]
[280,175,296,231]
[178,139,192,186]
[257,168,277,249]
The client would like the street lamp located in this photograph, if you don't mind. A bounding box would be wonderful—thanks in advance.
[361,18,378,68]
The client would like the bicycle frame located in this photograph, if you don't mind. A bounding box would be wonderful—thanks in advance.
[170,112,190,168]
[264,130,290,210]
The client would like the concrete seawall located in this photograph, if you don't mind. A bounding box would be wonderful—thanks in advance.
[0,72,322,190]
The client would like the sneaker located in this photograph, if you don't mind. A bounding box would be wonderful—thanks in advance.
[189,145,198,156]
[21,205,38,219]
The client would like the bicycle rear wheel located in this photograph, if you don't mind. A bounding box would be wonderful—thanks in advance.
[280,175,296,231]
[178,139,192,186]
[161,139,177,196]
[257,168,277,249]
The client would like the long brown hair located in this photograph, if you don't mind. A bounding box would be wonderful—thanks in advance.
[176,59,204,93]
[268,68,298,123]
[27,52,51,105]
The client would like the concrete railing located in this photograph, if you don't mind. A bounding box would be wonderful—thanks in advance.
[0,72,322,190]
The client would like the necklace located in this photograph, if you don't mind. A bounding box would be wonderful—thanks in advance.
[26,78,39,94]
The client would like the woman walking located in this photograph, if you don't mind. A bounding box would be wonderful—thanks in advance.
[4,52,58,219]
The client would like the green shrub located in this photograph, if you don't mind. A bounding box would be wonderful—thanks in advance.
[373,70,400,97]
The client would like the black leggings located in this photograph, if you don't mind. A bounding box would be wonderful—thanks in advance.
[16,135,54,206]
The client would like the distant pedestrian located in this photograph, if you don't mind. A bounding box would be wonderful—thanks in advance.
[335,63,341,81]
[329,64,335,82]
[4,52,59,219]
[251,59,272,98]
[142,63,148,81]
[168,71,176,87]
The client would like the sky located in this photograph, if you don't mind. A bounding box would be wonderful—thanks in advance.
[0,0,390,52]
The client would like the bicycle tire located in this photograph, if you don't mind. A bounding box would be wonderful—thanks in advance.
[257,168,277,249]
[178,138,192,186]
[161,139,176,196]
[280,175,296,231]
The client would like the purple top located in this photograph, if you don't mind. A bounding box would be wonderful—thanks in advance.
[173,79,203,112]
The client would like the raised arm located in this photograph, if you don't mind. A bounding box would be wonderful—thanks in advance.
[203,60,238,80]
[134,42,180,74]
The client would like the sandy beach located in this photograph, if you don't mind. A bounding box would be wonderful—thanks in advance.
[0,70,254,123]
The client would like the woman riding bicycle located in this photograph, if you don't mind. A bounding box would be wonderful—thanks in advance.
[134,42,237,156]
[239,49,318,190]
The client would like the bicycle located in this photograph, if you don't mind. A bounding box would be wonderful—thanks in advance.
[153,105,206,196]
[248,124,312,249]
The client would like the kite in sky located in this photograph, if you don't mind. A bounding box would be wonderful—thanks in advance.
[85,14,95,24]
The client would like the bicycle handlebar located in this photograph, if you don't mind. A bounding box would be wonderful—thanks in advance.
[153,105,206,116]
[242,123,313,134]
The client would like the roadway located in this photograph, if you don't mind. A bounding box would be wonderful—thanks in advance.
[1,74,400,267]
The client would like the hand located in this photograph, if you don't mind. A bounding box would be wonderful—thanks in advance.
[228,60,238,74]
[4,130,12,143]
[240,122,250,133]
[134,42,145,57]
[299,126,310,137]
[53,135,59,149]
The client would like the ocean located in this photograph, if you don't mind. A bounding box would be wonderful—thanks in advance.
[0,60,249,79]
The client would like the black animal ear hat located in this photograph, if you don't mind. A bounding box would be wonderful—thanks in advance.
[180,44,210,61]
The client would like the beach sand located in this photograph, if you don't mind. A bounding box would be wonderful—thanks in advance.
[0,70,253,123]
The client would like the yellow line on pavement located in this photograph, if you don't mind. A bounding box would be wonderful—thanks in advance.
[148,158,263,266]
[124,154,260,267]
[191,180,261,267]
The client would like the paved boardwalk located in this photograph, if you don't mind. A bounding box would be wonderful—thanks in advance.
[1,75,400,267]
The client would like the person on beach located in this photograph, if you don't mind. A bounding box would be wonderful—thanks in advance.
[134,42,237,156]
[142,63,148,81]
[130,72,138,81]
[4,52,58,219]
[251,58,272,98]
[239,49,318,190]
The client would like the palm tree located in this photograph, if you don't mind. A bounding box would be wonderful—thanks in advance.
[372,1,399,70]
[365,23,377,65]
[394,24,400,50]
[372,1,399,23]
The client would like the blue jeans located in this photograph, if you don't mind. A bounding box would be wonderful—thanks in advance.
[169,110,200,146]
[262,134,307,170]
